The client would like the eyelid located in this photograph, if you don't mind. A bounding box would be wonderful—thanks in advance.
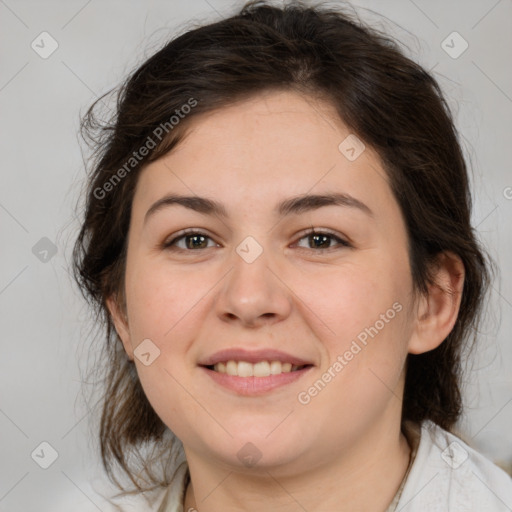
[161,228,219,249]
[293,228,352,250]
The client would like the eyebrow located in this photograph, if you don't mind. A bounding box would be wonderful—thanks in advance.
[144,192,373,225]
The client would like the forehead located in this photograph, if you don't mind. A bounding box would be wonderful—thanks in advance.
[133,90,394,219]
[170,90,354,171]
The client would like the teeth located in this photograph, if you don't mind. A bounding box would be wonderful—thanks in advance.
[226,360,237,375]
[238,361,253,377]
[270,361,282,375]
[253,361,270,377]
[213,360,302,376]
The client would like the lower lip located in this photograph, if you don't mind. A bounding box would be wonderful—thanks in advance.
[201,366,312,395]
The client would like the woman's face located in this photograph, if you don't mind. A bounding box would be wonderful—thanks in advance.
[111,90,419,473]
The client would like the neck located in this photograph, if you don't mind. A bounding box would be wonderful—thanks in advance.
[183,417,411,512]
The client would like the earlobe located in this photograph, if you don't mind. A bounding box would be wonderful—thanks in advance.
[106,294,134,359]
[408,251,465,355]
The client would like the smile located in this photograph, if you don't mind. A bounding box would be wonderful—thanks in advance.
[209,360,307,377]
[198,348,314,395]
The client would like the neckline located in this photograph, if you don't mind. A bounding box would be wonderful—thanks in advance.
[159,421,423,512]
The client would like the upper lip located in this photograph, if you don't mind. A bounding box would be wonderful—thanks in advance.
[198,348,313,367]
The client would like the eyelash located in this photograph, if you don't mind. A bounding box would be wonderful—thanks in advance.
[161,228,352,252]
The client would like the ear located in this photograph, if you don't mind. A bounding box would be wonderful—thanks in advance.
[408,251,465,355]
[106,294,134,360]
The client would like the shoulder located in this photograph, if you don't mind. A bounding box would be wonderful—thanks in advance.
[397,420,512,511]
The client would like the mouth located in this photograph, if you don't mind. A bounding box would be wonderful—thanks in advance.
[204,360,310,377]
[198,349,314,395]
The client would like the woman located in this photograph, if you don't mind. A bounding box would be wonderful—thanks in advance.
[73,1,512,510]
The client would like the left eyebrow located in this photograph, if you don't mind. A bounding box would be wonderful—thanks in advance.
[276,192,373,218]
[143,192,373,225]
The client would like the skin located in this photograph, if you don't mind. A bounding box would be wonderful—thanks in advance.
[108,90,465,511]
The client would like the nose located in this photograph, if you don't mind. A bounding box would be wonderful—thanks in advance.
[214,247,292,328]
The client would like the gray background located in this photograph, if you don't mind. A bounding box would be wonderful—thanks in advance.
[0,0,511,510]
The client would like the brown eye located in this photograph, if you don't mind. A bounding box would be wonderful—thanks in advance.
[163,231,217,251]
[295,230,351,250]
[184,234,209,249]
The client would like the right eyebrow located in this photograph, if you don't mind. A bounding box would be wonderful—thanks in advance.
[144,195,228,225]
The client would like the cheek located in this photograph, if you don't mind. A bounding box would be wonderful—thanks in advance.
[125,259,212,343]
[298,261,407,346]
[296,272,408,432]
[296,256,411,398]
[124,262,209,437]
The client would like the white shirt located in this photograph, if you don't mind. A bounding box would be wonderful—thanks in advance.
[390,421,512,511]
[151,420,512,511]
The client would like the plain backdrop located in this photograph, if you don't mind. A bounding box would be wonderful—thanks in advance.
[1,0,511,510]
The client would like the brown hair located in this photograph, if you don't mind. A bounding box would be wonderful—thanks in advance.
[72,0,491,494]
